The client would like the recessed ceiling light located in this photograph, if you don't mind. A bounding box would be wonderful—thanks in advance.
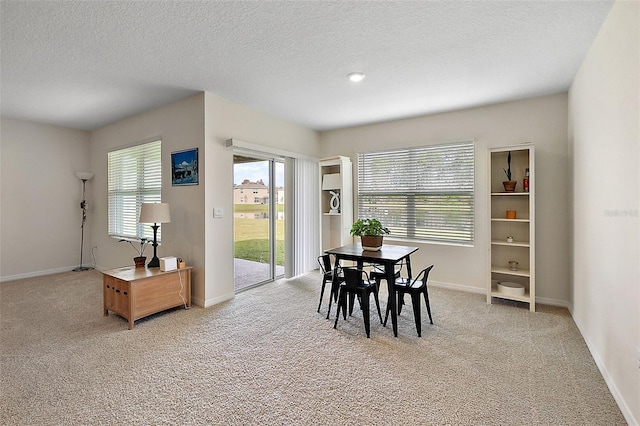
[348,72,365,82]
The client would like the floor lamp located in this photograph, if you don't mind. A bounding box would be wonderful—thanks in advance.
[139,203,171,268]
[73,172,94,272]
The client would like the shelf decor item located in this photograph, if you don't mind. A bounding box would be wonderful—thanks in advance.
[502,151,517,192]
[322,173,341,213]
[498,281,525,296]
[350,218,390,251]
[506,210,517,219]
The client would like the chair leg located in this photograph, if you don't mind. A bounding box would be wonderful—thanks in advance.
[410,291,422,337]
[398,290,404,315]
[326,283,334,319]
[349,293,357,316]
[361,289,371,338]
[383,298,390,327]
[334,288,346,329]
[373,287,383,323]
[317,278,328,313]
[423,287,433,324]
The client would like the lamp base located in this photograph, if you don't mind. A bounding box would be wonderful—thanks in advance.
[147,256,160,268]
[72,266,93,272]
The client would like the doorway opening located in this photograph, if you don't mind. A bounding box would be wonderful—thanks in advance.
[233,155,285,292]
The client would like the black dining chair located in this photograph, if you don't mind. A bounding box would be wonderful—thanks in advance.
[384,265,434,337]
[369,260,409,309]
[317,254,343,314]
[334,268,383,338]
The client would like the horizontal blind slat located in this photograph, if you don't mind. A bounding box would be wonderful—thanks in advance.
[358,141,474,244]
[108,140,162,241]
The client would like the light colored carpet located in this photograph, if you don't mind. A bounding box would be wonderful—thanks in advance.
[0,270,626,425]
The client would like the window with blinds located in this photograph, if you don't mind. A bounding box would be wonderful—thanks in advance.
[108,140,162,241]
[357,141,474,245]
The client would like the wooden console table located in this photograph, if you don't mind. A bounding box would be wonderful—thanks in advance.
[103,266,192,329]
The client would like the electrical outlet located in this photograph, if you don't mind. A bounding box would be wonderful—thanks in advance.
[214,208,223,218]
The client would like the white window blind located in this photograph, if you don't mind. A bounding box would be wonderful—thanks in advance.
[357,141,474,244]
[108,140,162,241]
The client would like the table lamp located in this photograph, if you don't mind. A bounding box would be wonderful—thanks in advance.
[139,203,171,268]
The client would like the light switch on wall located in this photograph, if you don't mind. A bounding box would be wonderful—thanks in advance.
[214,208,223,218]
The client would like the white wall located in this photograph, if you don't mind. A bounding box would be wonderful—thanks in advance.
[568,1,639,423]
[0,118,90,280]
[88,92,319,307]
[202,92,319,306]
[320,93,570,304]
[89,93,207,300]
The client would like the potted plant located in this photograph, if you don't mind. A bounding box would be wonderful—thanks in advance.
[502,151,517,192]
[119,238,150,268]
[350,218,390,251]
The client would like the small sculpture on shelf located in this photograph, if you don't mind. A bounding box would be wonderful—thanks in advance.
[329,190,340,213]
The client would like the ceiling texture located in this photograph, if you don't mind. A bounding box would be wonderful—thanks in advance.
[1,1,614,132]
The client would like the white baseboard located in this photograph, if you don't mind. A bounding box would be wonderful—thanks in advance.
[570,310,638,426]
[0,265,82,282]
[200,292,235,308]
[430,280,571,309]
[429,279,486,294]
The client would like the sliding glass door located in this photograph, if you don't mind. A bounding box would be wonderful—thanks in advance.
[233,155,285,291]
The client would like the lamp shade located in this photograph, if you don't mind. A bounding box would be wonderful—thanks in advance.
[76,172,94,180]
[322,173,341,190]
[139,203,171,224]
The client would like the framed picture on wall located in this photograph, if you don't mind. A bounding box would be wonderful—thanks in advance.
[171,148,199,186]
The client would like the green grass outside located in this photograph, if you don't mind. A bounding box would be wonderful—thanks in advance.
[234,212,285,265]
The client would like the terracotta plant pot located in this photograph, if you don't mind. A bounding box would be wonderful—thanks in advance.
[361,235,383,251]
[502,180,517,192]
[134,256,146,268]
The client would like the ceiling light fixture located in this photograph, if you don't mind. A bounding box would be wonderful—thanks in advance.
[348,72,365,82]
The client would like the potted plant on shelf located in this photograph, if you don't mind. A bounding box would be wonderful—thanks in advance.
[119,238,150,268]
[502,151,517,192]
[350,218,390,251]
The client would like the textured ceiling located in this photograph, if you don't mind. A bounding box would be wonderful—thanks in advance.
[0,1,614,132]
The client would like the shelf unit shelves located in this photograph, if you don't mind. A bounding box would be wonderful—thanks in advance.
[320,156,353,252]
[488,146,535,311]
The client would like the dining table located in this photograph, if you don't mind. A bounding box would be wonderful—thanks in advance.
[324,243,419,337]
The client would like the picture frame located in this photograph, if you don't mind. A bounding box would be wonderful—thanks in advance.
[171,148,199,186]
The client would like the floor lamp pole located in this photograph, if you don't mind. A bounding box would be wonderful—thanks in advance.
[73,176,93,272]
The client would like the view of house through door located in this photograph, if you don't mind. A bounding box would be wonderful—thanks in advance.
[233,155,285,292]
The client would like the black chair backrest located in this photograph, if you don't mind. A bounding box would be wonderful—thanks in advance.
[411,265,434,288]
[343,268,370,289]
[318,254,332,274]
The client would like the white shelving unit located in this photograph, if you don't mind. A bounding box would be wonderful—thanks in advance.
[320,156,353,252]
[487,146,536,311]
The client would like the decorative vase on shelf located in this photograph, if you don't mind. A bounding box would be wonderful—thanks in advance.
[134,256,146,268]
[502,180,517,192]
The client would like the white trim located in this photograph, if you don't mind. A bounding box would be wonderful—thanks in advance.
[0,265,83,282]
[201,292,235,308]
[430,279,570,309]
[570,307,638,426]
[225,138,318,161]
